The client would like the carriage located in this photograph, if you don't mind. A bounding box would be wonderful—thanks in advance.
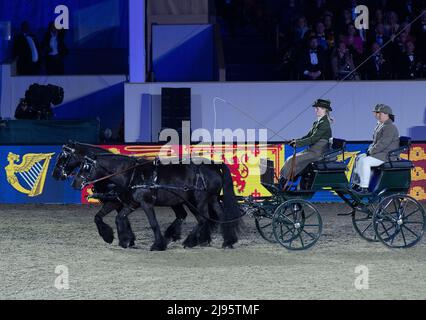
[242,137,426,250]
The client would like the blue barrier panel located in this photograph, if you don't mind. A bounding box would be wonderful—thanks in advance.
[0,146,81,204]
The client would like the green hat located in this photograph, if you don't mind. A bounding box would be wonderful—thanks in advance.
[313,99,332,111]
[378,104,394,116]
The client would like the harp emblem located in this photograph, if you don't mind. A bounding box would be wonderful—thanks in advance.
[5,152,54,197]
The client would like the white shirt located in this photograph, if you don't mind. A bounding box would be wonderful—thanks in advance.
[49,33,59,56]
[25,34,38,62]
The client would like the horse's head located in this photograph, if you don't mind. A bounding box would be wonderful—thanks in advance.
[52,143,81,180]
[71,154,99,190]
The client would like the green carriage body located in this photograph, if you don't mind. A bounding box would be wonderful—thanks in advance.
[369,161,413,195]
[245,137,425,250]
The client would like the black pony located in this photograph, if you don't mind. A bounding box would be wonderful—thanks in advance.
[52,142,191,246]
[72,154,240,251]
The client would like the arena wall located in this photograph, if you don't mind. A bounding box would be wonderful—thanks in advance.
[124,81,426,143]
[1,143,425,204]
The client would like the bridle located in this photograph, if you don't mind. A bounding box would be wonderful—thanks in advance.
[55,146,76,179]
[74,156,98,189]
[75,156,154,189]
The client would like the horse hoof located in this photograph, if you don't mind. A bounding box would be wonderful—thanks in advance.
[150,243,167,251]
[199,240,211,247]
[119,241,130,249]
[129,240,136,247]
[99,227,114,244]
[183,238,198,249]
[222,243,235,249]
[102,234,114,244]
[172,235,181,242]
[164,234,181,244]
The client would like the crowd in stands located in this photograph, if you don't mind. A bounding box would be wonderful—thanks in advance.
[12,21,68,75]
[216,0,426,80]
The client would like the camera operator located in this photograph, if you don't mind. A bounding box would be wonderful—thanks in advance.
[14,84,63,120]
[14,98,38,119]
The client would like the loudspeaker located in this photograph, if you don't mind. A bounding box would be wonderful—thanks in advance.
[161,88,191,134]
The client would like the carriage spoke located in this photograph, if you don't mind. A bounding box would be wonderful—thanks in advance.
[379,221,394,238]
[402,225,420,238]
[303,210,316,220]
[377,211,395,222]
[399,200,408,217]
[404,221,424,225]
[302,229,317,240]
[361,223,373,235]
[260,222,272,229]
[280,222,296,239]
[403,209,421,220]
[393,198,400,214]
[298,234,305,248]
[381,207,396,220]
[400,227,407,247]
[390,231,396,246]
[280,225,295,239]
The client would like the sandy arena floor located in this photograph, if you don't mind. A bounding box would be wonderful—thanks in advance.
[0,203,425,300]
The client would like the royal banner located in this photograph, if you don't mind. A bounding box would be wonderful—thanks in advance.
[81,144,285,204]
[0,143,425,204]
[405,144,426,201]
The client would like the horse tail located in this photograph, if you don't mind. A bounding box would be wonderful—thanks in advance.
[221,164,240,248]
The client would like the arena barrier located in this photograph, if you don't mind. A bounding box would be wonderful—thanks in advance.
[0,120,100,145]
[0,143,425,204]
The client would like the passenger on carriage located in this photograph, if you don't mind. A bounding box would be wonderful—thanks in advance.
[279,99,333,189]
[352,104,400,194]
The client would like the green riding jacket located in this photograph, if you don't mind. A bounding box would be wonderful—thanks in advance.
[296,116,332,148]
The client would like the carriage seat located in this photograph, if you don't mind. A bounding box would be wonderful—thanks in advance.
[311,138,347,172]
[379,160,413,170]
[376,137,413,171]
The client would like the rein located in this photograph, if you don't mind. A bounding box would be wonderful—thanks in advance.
[82,159,153,187]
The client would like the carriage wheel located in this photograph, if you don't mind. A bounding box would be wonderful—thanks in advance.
[254,208,277,243]
[352,202,380,242]
[272,200,322,250]
[373,195,426,249]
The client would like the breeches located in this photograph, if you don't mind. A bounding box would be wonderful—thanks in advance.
[280,150,323,180]
[353,154,384,188]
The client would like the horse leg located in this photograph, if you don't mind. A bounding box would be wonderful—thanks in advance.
[141,203,167,251]
[94,201,120,244]
[211,196,238,249]
[124,216,136,247]
[182,195,210,248]
[164,204,187,243]
[115,206,135,249]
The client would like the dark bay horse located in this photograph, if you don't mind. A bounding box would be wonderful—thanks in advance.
[72,154,240,251]
[52,142,191,246]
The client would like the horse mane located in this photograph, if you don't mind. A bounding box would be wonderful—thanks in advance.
[73,142,111,154]
[90,152,152,164]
